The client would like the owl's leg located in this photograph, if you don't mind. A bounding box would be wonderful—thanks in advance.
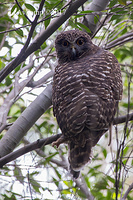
[52,135,67,148]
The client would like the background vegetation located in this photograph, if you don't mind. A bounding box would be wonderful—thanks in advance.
[0,0,133,199]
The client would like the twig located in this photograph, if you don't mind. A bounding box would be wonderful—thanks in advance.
[0,0,46,82]
[26,70,54,88]
[104,31,133,50]
[121,182,133,200]
[15,0,32,23]
[27,170,33,200]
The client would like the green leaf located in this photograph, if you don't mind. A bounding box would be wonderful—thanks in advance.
[30,179,41,193]
[77,189,86,198]
[75,10,93,18]
[109,0,118,7]
[61,189,71,195]
[94,178,108,190]
[107,175,115,184]
[16,29,24,37]
[102,148,107,158]
[25,3,36,12]
[14,166,24,184]
[76,22,91,33]
[54,167,61,179]
[44,15,51,29]
[0,16,14,24]
[118,0,127,5]
[5,76,12,86]
[84,176,91,188]
[11,4,19,14]
[94,15,99,24]
[69,19,80,29]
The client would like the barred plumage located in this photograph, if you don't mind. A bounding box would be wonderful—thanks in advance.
[52,30,123,178]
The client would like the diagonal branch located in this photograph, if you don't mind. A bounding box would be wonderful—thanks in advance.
[104,31,133,50]
[121,182,133,200]
[15,0,32,23]
[0,133,62,168]
[0,84,52,157]
[0,0,46,82]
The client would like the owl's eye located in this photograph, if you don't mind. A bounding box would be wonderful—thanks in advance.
[76,38,84,46]
[62,40,69,47]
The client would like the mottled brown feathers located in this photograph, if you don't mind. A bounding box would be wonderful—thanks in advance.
[52,30,123,178]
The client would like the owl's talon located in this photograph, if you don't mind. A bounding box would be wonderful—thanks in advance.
[52,135,66,148]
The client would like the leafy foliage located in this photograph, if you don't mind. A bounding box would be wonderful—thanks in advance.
[0,0,133,199]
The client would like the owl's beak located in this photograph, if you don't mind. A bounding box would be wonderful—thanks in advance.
[71,45,77,59]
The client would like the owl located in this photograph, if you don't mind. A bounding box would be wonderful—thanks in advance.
[52,30,123,178]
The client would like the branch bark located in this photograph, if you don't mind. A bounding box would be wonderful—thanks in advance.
[121,182,133,200]
[104,31,133,50]
[82,0,110,35]
[0,133,61,167]
[0,84,52,157]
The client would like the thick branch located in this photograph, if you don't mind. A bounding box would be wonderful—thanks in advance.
[0,84,52,157]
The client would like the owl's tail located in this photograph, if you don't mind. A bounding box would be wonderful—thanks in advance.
[68,135,92,179]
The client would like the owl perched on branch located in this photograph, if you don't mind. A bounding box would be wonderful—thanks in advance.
[52,30,123,178]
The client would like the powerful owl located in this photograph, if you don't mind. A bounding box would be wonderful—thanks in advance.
[52,30,123,178]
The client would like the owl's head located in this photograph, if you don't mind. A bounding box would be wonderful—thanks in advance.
[55,30,93,63]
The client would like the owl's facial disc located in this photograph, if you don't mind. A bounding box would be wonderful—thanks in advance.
[62,37,86,60]
[69,38,86,60]
[55,34,91,63]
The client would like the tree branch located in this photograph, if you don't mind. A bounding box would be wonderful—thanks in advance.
[113,112,133,125]
[0,133,62,168]
[15,0,32,23]
[121,182,133,200]
[104,31,133,50]
[0,84,52,157]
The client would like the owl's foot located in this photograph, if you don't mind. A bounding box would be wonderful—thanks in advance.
[52,135,66,148]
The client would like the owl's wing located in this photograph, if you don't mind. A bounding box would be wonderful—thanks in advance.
[83,50,123,102]
[107,52,123,100]
[52,65,60,117]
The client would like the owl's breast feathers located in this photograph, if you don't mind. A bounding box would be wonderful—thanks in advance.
[52,48,122,140]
